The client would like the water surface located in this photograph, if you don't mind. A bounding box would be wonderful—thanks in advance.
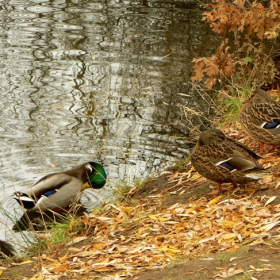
[0,0,217,244]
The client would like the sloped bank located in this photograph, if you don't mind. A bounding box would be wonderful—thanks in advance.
[2,127,280,280]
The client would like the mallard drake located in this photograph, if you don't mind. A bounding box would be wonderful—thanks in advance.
[239,88,280,154]
[191,128,269,194]
[14,162,107,212]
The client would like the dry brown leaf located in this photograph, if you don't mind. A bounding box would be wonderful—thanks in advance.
[214,267,244,278]
[66,236,88,246]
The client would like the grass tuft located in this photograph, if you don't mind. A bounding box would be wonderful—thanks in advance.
[172,157,191,172]
[215,86,252,127]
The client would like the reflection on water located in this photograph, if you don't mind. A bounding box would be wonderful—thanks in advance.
[0,0,216,243]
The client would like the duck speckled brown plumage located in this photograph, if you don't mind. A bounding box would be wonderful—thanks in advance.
[191,128,269,194]
[239,88,280,154]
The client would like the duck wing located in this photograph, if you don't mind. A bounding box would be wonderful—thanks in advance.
[223,138,263,171]
[31,176,84,211]
[200,139,262,172]
[226,137,262,159]
[249,103,280,124]
[16,173,84,211]
[25,173,73,197]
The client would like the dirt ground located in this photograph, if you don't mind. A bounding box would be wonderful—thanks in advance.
[130,172,280,280]
[2,164,280,280]
[132,243,280,280]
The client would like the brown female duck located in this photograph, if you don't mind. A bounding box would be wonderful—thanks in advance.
[239,88,280,154]
[191,128,269,194]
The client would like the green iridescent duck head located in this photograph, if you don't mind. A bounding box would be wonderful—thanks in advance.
[87,162,107,189]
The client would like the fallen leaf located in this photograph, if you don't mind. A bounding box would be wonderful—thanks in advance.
[66,236,88,246]
[12,260,33,265]
[214,267,244,278]
[264,196,277,206]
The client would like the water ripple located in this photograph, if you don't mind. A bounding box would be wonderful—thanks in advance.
[0,0,216,242]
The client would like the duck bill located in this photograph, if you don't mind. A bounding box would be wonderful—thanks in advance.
[81,182,91,190]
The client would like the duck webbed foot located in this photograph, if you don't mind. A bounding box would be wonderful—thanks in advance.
[208,182,222,195]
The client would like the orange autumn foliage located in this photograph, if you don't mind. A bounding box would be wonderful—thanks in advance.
[192,0,280,88]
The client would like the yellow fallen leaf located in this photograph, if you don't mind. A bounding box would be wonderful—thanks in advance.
[221,221,237,227]
[148,214,160,220]
[190,173,201,181]
[59,252,68,262]
[93,243,106,249]
[159,217,170,221]
[120,206,134,214]
[184,207,197,214]
[12,260,33,265]
[208,195,224,206]
[157,245,181,253]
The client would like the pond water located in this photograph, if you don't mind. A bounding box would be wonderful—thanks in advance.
[0,0,217,244]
